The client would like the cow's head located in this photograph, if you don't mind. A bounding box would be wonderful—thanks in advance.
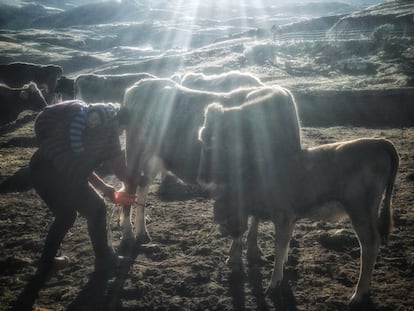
[55,76,75,100]
[19,82,47,110]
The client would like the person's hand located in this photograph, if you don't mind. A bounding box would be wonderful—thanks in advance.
[113,191,136,206]
[102,184,116,200]
[101,184,116,202]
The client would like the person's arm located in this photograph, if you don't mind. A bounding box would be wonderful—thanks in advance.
[89,172,135,205]
[88,172,115,199]
[107,151,131,184]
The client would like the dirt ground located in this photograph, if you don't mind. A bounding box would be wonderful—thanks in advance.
[0,115,413,311]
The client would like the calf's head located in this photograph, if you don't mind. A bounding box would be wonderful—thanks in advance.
[198,103,246,187]
[198,102,253,234]
[214,189,250,237]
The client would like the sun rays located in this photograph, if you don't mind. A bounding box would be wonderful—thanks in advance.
[150,0,268,50]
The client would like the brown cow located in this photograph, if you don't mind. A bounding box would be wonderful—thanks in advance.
[0,62,63,105]
[198,97,399,305]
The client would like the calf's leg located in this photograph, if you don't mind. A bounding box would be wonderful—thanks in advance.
[246,216,266,264]
[227,236,244,272]
[266,213,295,294]
[348,199,381,304]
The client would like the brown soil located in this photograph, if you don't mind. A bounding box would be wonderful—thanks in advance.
[1,116,413,311]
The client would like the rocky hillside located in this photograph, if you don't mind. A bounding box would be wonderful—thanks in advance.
[0,0,413,126]
[328,0,414,37]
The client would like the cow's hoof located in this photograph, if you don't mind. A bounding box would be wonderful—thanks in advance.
[226,259,243,273]
[246,250,267,266]
[135,233,152,245]
[264,285,274,296]
[264,281,282,296]
[118,237,136,256]
[53,256,70,269]
[349,293,374,310]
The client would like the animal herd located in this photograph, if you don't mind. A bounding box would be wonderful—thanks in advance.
[0,61,399,307]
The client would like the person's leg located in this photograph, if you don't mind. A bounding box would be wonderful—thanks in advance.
[29,151,78,277]
[15,211,77,309]
[37,211,77,277]
[77,185,116,271]
[14,152,78,310]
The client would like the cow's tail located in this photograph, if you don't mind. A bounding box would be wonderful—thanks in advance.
[378,139,399,245]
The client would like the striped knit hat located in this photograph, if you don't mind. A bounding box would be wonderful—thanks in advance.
[88,103,120,125]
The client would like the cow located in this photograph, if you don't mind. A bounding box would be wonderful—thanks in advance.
[198,99,399,305]
[54,76,75,101]
[120,78,301,254]
[0,62,63,105]
[181,71,265,92]
[0,82,47,125]
[73,73,156,104]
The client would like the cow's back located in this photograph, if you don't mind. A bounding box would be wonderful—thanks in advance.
[181,71,265,92]
[123,78,260,182]
[75,73,156,104]
[0,62,62,85]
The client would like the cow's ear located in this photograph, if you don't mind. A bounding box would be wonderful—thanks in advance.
[19,90,29,100]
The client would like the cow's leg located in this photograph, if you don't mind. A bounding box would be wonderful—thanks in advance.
[133,157,162,244]
[120,205,134,241]
[119,180,138,242]
[246,216,266,264]
[266,213,295,294]
[348,199,381,304]
[226,236,243,272]
[133,185,151,244]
